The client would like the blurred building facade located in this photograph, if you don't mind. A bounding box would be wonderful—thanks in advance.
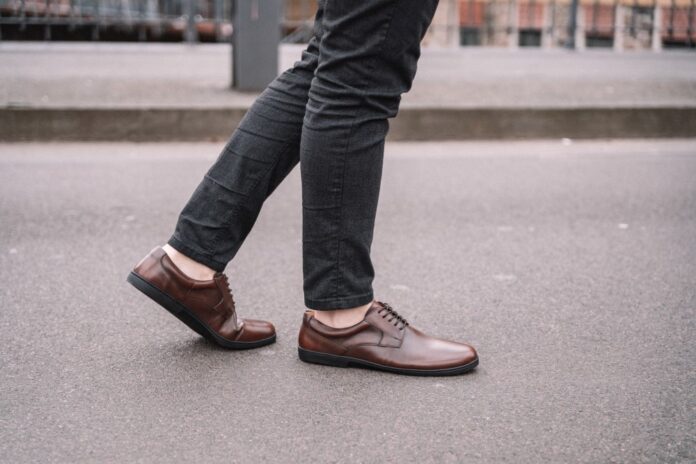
[425,0,695,49]
[0,0,693,49]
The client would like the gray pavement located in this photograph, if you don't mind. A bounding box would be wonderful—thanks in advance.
[2,43,696,140]
[2,42,696,108]
[1,139,696,463]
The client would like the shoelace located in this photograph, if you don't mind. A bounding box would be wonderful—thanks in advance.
[218,273,244,329]
[376,301,409,330]
[219,273,236,308]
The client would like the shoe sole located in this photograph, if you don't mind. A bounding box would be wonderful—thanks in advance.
[126,270,276,350]
[297,347,478,376]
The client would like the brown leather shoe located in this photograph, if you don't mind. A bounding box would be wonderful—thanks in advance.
[298,300,478,376]
[126,246,276,349]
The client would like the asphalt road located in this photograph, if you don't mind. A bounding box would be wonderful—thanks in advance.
[1,139,695,463]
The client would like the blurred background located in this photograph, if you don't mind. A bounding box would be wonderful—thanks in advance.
[0,0,694,49]
[1,0,695,141]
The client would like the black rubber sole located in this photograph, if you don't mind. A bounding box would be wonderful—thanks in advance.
[126,270,276,350]
[298,347,478,376]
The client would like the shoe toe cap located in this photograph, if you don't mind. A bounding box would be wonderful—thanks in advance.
[458,342,478,365]
[235,318,276,342]
[431,340,478,369]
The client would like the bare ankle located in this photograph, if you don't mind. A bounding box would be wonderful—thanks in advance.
[311,299,374,328]
[162,244,216,281]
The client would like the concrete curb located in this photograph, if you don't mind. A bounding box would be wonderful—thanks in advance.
[2,106,695,141]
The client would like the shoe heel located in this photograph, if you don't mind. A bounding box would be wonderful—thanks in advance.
[127,270,276,350]
[298,347,350,368]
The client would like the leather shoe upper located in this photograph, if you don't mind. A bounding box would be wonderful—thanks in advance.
[298,300,477,370]
[132,246,275,343]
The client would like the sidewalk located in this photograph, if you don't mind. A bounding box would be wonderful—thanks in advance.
[2,42,696,140]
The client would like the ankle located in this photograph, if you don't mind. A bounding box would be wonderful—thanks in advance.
[162,243,216,281]
[311,299,374,328]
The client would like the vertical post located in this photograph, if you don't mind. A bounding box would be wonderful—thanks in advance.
[508,0,519,48]
[446,0,461,47]
[542,0,556,48]
[688,0,694,48]
[231,0,282,91]
[467,0,475,39]
[150,0,163,38]
[147,0,158,20]
[652,1,662,51]
[566,0,579,48]
[184,0,198,43]
[138,0,147,41]
[575,2,586,49]
[591,0,599,36]
[613,2,624,51]
[92,0,100,41]
[529,0,536,30]
[20,0,28,33]
[68,0,76,33]
[214,0,224,41]
[44,0,51,40]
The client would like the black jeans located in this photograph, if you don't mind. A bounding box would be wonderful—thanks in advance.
[167,0,440,310]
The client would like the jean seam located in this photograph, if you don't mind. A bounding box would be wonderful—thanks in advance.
[305,290,375,310]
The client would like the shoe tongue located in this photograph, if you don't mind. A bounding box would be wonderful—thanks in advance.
[366,300,385,315]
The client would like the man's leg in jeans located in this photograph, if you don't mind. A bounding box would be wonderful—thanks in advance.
[127,5,332,349]
[161,0,383,327]
[163,3,327,280]
[301,0,440,324]
[297,0,478,374]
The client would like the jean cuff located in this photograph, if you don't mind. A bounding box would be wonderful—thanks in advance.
[305,291,374,311]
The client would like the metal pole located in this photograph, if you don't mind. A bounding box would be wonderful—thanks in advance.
[138,0,147,41]
[567,0,579,48]
[92,0,101,41]
[652,0,662,51]
[592,0,599,34]
[613,1,624,51]
[20,0,27,32]
[184,0,198,43]
[689,0,694,48]
[214,0,224,41]
[508,0,519,48]
[231,0,282,90]
[44,0,51,40]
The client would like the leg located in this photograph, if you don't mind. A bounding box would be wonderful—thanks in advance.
[301,0,440,311]
[298,1,478,371]
[166,2,327,273]
[126,3,328,349]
